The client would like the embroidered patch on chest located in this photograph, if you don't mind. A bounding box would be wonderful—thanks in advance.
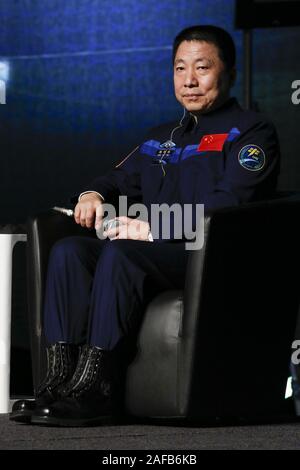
[197,134,229,152]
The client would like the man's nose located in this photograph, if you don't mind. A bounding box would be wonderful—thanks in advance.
[184,69,198,87]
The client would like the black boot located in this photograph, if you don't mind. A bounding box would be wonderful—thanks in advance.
[9,342,79,423]
[31,345,124,426]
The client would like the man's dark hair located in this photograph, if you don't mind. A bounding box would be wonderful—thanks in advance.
[173,25,236,70]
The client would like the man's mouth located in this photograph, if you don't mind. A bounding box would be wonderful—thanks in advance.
[183,94,203,101]
[183,94,201,97]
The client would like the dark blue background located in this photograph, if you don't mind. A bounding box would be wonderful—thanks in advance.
[0,0,299,222]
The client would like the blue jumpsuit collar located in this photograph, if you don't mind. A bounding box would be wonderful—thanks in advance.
[180,97,241,135]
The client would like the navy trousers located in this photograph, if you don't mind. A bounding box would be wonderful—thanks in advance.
[43,237,189,351]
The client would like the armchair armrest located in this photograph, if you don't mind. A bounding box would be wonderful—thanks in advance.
[179,195,300,418]
[26,208,95,389]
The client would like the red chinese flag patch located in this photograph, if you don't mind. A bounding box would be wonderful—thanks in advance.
[197,133,228,152]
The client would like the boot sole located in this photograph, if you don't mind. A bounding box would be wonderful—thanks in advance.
[9,411,33,424]
[31,414,117,427]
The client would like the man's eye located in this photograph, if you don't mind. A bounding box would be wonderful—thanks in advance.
[197,66,208,70]
[175,66,184,71]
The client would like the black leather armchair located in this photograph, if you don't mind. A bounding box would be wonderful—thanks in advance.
[26,194,300,422]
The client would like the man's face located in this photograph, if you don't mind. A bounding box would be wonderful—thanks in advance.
[173,40,233,115]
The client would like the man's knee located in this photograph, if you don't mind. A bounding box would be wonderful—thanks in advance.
[99,240,136,265]
[49,236,91,267]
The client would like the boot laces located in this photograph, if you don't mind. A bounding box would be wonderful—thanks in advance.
[37,343,76,396]
[58,345,91,397]
[71,349,103,398]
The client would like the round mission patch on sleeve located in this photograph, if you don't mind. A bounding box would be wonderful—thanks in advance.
[238,144,266,171]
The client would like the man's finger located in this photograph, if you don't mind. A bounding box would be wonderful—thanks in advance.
[112,225,129,240]
[95,204,104,230]
[74,204,81,224]
[104,226,120,239]
[79,207,87,226]
[116,216,131,225]
[85,208,95,228]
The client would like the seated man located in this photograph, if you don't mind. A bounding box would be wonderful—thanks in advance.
[10,24,280,426]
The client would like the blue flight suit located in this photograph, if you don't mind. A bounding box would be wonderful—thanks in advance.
[44,97,280,350]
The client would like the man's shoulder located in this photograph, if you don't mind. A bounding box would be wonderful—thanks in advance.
[233,104,277,133]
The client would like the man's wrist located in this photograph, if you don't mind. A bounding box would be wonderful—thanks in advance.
[78,191,105,202]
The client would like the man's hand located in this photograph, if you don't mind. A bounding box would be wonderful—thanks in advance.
[103,216,151,241]
[74,192,104,229]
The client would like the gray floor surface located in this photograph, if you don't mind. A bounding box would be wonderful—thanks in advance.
[1,414,300,450]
